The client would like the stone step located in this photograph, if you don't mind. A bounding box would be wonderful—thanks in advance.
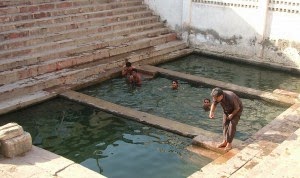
[1,22,165,59]
[0,0,140,15]
[0,90,55,115]
[0,46,190,115]
[0,2,146,32]
[0,0,61,7]
[0,25,169,64]
[0,1,143,25]
[0,27,171,84]
[0,16,160,72]
[0,11,155,60]
[0,6,149,51]
[0,16,161,53]
[74,40,188,71]
[0,9,153,42]
[0,40,187,101]
[186,145,222,160]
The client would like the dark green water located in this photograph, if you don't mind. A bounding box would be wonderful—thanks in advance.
[0,98,211,178]
[158,54,300,92]
[81,77,287,141]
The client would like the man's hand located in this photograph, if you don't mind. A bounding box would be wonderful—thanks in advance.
[209,112,214,119]
[227,114,233,120]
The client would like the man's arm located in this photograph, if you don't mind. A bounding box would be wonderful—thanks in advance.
[209,102,217,119]
[122,67,127,76]
[228,96,241,119]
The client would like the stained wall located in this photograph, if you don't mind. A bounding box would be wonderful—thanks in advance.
[144,0,300,71]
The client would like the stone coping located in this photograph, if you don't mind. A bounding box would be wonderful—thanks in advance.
[137,65,299,106]
[59,90,246,154]
[60,90,222,139]
[0,145,106,178]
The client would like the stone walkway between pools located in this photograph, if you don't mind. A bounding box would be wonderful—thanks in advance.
[0,65,300,178]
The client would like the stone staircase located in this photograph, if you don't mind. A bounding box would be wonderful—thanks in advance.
[0,0,192,114]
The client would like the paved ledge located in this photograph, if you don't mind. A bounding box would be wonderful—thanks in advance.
[0,91,56,116]
[194,50,300,75]
[0,146,106,178]
[0,67,121,116]
[188,102,300,177]
[138,65,298,106]
[59,90,219,138]
[273,89,300,99]
[233,127,300,178]
[59,90,244,152]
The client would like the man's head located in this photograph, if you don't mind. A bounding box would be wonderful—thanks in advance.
[126,62,132,67]
[211,87,224,102]
[202,98,211,111]
[131,68,138,76]
[171,80,179,90]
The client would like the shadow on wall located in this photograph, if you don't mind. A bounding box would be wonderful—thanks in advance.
[182,0,300,73]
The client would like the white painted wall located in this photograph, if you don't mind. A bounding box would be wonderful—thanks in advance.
[144,0,300,69]
[144,0,183,31]
[188,3,261,58]
[264,11,300,67]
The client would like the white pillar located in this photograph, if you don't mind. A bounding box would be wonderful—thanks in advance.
[257,0,269,57]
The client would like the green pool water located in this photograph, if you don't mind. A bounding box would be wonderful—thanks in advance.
[159,54,300,93]
[0,98,211,178]
[81,77,287,141]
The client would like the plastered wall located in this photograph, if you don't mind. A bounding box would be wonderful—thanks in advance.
[144,0,300,71]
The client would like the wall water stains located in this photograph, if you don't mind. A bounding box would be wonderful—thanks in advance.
[144,0,300,71]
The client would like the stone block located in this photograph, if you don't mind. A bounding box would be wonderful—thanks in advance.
[39,4,55,11]
[0,123,24,141]
[56,2,72,8]
[1,132,32,158]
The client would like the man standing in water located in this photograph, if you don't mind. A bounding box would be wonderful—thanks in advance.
[129,68,142,87]
[122,61,135,78]
[209,88,243,151]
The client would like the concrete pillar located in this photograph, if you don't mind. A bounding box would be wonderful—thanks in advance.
[257,0,270,58]
[182,0,192,28]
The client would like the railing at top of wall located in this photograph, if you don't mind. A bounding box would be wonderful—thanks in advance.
[269,0,300,13]
[191,0,259,9]
[192,0,300,13]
